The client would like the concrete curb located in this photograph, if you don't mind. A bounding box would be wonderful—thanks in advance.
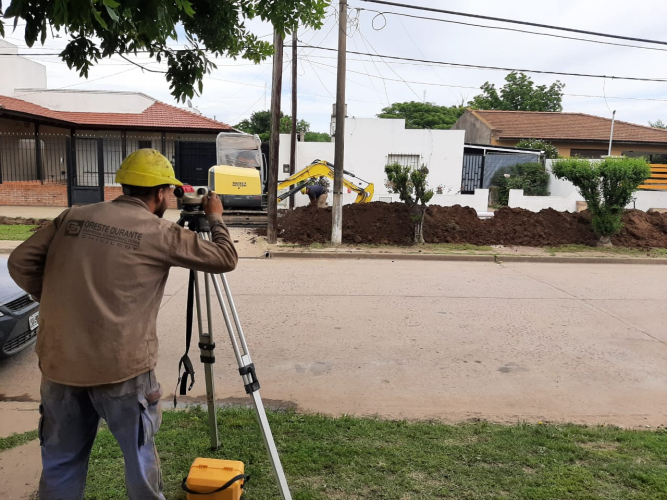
[496,255,667,265]
[269,251,667,265]
[271,251,495,262]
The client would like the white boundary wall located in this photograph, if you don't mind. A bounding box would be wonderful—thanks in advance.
[508,159,667,212]
[279,118,490,210]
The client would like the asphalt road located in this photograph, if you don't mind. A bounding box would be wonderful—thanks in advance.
[1,259,666,427]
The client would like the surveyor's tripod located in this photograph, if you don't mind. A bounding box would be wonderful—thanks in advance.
[176,207,293,500]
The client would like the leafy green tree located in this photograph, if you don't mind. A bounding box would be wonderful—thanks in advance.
[516,139,560,159]
[235,110,325,142]
[469,72,564,112]
[377,101,465,130]
[1,0,328,101]
[490,162,550,206]
[649,119,667,129]
[551,157,650,246]
[304,132,331,142]
[385,163,434,244]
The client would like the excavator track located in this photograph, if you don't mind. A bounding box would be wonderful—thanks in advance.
[223,211,268,228]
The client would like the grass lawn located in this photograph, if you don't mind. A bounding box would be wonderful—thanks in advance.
[0,225,38,241]
[77,407,667,499]
[0,429,38,452]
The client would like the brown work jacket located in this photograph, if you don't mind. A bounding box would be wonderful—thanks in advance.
[8,196,238,386]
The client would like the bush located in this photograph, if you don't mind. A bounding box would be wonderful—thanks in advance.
[490,162,550,206]
[385,163,434,244]
[551,157,651,245]
[516,139,560,159]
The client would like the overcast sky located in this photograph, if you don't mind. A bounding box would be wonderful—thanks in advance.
[3,0,667,133]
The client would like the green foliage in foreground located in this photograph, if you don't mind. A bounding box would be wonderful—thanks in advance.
[552,157,651,241]
[77,407,667,499]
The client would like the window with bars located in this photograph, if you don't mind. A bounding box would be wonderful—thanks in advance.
[386,153,421,168]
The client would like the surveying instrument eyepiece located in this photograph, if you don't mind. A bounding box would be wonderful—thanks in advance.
[175,201,293,500]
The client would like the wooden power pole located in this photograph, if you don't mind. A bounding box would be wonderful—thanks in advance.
[267,30,284,244]
[332,0,347,245]
[289,29,298,210]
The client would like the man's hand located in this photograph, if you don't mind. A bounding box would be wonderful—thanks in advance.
[203,192,224,216]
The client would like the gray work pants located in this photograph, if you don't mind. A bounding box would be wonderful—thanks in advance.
[38,370,165,500]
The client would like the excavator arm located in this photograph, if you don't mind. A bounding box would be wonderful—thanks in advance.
[277,160,374,203]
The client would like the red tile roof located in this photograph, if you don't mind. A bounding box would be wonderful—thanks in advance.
[0,94,232,131]
[471,110,667,144]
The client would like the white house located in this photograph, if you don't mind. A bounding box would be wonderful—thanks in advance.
[278,117,495,212]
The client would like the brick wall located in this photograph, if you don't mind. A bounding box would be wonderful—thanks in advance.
[0,182,68,206]
[0,182,178,208]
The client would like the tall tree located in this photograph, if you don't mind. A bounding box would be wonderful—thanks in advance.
[469,72,565,112]
[377,101,465,130]
[235,110,318,142]
[1,0,328,101]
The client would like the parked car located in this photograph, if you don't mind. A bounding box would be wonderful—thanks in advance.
[0,257,39,359]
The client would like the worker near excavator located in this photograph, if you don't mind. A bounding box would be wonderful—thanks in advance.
[7,149,238,500]
[303,184,328,208]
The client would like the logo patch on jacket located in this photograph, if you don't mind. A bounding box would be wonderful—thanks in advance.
[65,220,84,236]
[64,220,143,250]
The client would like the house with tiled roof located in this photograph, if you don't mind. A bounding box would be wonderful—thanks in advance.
[0,40,234,206]
[451,109,667,159]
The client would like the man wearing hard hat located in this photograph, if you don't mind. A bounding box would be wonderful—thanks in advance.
[8,149,238,500]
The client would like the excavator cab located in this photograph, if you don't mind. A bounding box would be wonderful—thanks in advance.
[208,133,265,210]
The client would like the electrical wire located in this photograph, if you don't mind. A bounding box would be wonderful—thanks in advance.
[381,5,460,101]
[350,34,386,105]
[359,0,667,47]
[308,58,667,104]
[301,53,335,99]
[355,7,667,54]
[357,29,422,100]
[298,44,667,83]
[14,66,139,97]
[119,54,167,73]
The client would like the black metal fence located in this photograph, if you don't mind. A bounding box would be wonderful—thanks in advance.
[0,131,214,185]
[0,132,68,184]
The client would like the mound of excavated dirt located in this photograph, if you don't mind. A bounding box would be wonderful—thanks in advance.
[276,202,667,248]
[0,216,51,231]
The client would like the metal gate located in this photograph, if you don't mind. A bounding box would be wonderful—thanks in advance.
[68,137,104,205]
[174,141,217,186]
[461,153,485,194]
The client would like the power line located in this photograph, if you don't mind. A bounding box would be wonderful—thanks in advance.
[359,0,667,47]
[357,29,422,100]
[309,59,667,103]
[298,44,667,83]
[356,7,667,54]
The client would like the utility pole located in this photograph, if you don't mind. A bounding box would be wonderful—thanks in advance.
[332,0,347,245]
[289,28,298,210]
[267,31,284,244]
[608,110,617,156]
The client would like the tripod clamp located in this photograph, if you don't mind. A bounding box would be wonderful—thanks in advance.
[239,363,260,394]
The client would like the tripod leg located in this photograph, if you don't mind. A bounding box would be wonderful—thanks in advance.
[194,271,220,450]
[207,271,293,500]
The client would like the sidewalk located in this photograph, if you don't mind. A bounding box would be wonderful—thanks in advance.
[0,206,270,258]
[0,401,41,500]
[0,205,182,222]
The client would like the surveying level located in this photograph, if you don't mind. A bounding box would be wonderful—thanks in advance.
[174,187,293,500]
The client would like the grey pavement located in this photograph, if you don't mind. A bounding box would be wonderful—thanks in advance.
[0,259,666,428]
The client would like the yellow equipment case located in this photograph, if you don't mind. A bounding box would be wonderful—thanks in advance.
[182,458,248,499]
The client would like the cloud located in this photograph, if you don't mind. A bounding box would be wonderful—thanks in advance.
[4,0,667,132]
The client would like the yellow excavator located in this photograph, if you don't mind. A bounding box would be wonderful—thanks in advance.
[277,160,374,203]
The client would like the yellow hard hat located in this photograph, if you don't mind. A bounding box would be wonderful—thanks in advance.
[300,187,307,195]
[115,149,183,187]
